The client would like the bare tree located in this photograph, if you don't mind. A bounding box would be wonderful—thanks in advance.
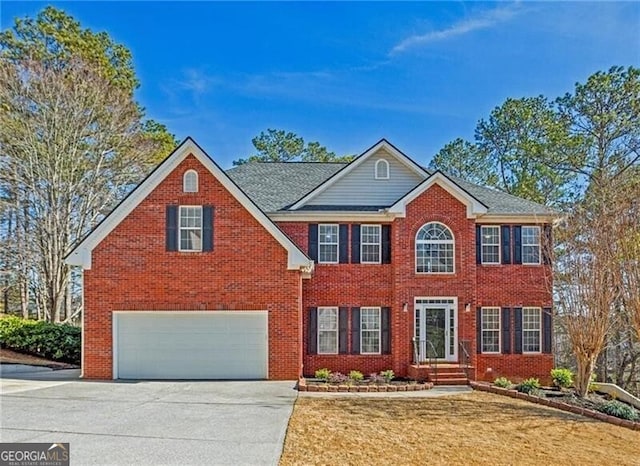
[0,57,161,322]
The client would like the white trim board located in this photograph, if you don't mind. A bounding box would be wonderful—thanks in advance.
[65,137,313,271]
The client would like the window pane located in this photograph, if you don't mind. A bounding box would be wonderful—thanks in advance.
[416,223,454,273]
[318,308,338,354]
[318,331,337,354]
[481,308,500,352]
[481,226,500,264]
[180,229,202,251]
[361,225,381,263]
[522,227,540,264]
[522,308,541,352]
[361,308,380,353]
[318,225,338,263]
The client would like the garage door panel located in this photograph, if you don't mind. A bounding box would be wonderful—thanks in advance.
[115,312,268,380]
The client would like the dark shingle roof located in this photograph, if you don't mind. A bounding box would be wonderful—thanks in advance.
[227,162,345,212]
[226,162,554,216]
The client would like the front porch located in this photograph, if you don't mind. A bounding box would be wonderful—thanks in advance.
[410,338,473,385]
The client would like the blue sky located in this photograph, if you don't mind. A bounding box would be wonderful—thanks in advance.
[2,1,639,168]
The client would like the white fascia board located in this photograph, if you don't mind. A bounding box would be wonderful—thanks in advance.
[289,139,427,210]
[474,214,557,224]
[388,172,488,219]
[65,138,313,272]
[268,211,399,222]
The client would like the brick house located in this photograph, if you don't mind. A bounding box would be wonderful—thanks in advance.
[66,137,555,384]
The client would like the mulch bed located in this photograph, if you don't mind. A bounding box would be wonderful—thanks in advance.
[471,381,640,431]
[0,348,78,370]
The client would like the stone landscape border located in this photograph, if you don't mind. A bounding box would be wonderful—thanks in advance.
[470,381,640,432]
[297,378,434,392]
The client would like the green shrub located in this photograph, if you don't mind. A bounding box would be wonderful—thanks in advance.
[517,378,541,395]
[598,400,639,422]
[0,316,80,364]
[494,377,512,388]
[315,368,331,381]
[551,368,574,388]
[380,369,395,383]
[349,370,364,382]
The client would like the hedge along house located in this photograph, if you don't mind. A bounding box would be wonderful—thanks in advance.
[67,137,556,384]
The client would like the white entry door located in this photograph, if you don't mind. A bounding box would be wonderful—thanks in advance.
[414,298,457,362]
[113,311,268,380]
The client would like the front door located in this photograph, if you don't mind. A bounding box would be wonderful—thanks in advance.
[414,299,457,362]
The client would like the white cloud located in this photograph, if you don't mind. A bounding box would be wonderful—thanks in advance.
[390,3,522,55]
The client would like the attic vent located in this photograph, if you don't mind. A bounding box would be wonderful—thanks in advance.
[183,170,198,193]
[375,159,389,180]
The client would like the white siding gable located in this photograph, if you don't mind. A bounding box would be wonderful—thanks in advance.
[309,149,424,206]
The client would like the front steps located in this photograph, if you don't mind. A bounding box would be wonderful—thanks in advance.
[408,363,472,385]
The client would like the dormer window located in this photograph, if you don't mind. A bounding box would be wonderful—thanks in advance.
[374,159,389,180]
[183,170,198,193]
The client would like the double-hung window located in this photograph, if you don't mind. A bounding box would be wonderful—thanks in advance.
[481,307,501,353]
[522,226,541,264]
[317,307,338,354]
[361,225,381,264]
[360,307,381,354]
[481,226,500,264]
[522,307,541,353]
[179,206,202,251]
[318,224,339,263]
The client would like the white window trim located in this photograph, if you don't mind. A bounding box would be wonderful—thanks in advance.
[522,307,542,354]
[361,224,381,264]
[178,205,203,252]
[360,307,381,355]
[481,307,501,354]
[317,307,338,355]
[481,226,501,265]
[374,159,390,180]
[415,222,455,274]
[183,169,199,193]
[522,226,541,265]
[318,224,339,264]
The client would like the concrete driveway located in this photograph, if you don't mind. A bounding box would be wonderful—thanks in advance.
[0,367,297,465]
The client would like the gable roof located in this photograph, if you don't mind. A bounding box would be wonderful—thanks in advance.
[388,171,488,219]
[226,162,344,212]
[65,137,313,271]
[287,139,427,210]
[226,149,555,218]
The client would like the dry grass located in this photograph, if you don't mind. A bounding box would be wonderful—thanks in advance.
[280,391,640,466]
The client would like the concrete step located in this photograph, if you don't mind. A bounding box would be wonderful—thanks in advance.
[432,378,469,386]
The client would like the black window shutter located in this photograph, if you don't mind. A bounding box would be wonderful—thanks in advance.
[542,225,553,265]
[166,205,178,251]
[308,224,318,261]
[513,226,522,264]
[543,307,553,353]
[351,307,360,354]
[339,224,349,263]
[339,307,348,354]
[475,225,482,265]
[308,307,318,355]
[514,307,523,354]
[381,307,391,354]
[202,205,214,251]
[501,226,511,264]
[502,307,511,354]
[382,225,392,264]
[476,307,482,354]
[351,225,361,264]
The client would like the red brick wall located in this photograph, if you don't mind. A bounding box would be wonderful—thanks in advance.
[84,154,302,380]
[280,184,554,383]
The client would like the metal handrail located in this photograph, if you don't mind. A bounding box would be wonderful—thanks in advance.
[426,340,439,384]
[459,339,472,380]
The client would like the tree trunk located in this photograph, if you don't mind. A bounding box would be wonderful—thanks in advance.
[575,356,596,398]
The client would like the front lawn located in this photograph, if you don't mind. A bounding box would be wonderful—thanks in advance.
[280,391,640,465]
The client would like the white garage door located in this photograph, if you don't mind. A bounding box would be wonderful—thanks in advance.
[114,311,268,380]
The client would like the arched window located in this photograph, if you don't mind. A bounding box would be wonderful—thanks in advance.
[374,159,389,180]
[183,170,198,193]
[415,222,454,273]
